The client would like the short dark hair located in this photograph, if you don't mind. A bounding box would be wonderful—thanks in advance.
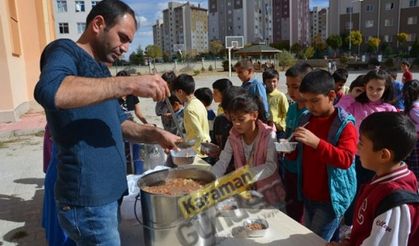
[360,112,416,163]
[401,60,411,68]
[162,71,177,90]
[356,69,394,103]
[262,69,279,82]
[403,79,419,113]
[194,88,213,107]
[299,69,335,95]
[234,59,253,70]
[285,62,313,78]
[224,91,267,123]
[220,86,247,110]
[168,95,181,105]
[172,74,195,94]
[349,75,366,91]
[212,79,233,94]
[116,70,129,77]
[389,69,398,80]
[86,0,137,30]
[333,68,348,84]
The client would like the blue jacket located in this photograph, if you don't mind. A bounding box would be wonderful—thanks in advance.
[296,107,357,217]
[241,77,270,120]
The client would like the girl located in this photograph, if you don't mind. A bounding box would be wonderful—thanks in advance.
[211,92,285,205]
[403,79,419,181]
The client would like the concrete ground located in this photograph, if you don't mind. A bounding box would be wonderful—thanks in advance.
[0,71,417,245]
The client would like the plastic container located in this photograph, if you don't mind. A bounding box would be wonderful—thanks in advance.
[274,140,298,153]
[243,218,269,237]
[170,148,196,165]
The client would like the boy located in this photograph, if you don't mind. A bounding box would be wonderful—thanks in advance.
[234,59,270,121]
[332,68,349,104]
[402,60,413,83]
[291,70,358,241]
[172,74,210,157]
[194,87,216,132]
[155,71,177,131]
[166,95,184,135]
[263,69,289,139]
[390,70,405,110]
[329,112,419,245]
[282,63,312,223]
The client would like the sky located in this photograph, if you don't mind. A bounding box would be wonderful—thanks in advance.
[124,0,329,58]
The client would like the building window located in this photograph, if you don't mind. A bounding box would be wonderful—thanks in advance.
[366,4,374,12]
[409,0,417,7]
[75,1,85,12]
[384,19,393,27]
[383,35,392,42]
[59,22,69,34]
[77,22,86,33]
[408,16,418,25]
[365,20,374,28]
[385,3,394,10]
[91,1,100,7]
[57,0,67,12]
[346,7,353,14]
[408,33,417,41]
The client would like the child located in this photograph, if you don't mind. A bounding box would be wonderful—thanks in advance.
[403,79,419,181]
[402,60,413,83]
[155,71,177,131]
[390,70,405,111]
[282,62,312,223]
[328,112,419,246]
[212,79,234,148]
[211,91,285,205]
[168,95,184,135]
[290,70,358,241]
[194,87,216,133]
[332,68,349,104]
[213,78,233,115]
[348,75,366,99]
[263,69,289,139]
[234,59,270,121]
[172,74,210,157]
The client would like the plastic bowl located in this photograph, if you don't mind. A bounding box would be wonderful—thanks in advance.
[200,142,220,155]
[243,218,269,237]
[170,148,196,165]
[216,197,240,217]
[274,140,298,153]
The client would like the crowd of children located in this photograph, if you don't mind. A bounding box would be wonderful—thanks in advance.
[154,59,419,245]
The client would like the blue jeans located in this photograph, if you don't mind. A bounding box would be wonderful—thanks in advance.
[56,201,120,246]
[304,200,341,242]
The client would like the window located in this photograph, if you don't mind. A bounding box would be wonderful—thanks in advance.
[346,7,353,14]
[75,1,85,12]
[408,16,418,25]
[408,33,417,41]
[383,35,392,42]
[8,0,21,56]
[386,3,395,10]
[384,19,393,27]
[365,20,374,28]
[57,0,67,12]
[77,22,86,33]
[59,22,69,34]
[366,4,374,12]
[409,0,417,7]
[91,1,99,8]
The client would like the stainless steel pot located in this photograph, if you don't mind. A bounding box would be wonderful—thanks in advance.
[138,167,216,246]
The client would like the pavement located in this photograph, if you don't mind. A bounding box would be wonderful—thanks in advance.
[1,71,417,245]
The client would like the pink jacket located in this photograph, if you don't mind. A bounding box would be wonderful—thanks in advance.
[337,95,397,131]
[228,120,285,205]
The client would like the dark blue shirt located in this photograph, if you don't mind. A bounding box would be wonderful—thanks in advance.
[34,39,128,206]
[393,80,405,110]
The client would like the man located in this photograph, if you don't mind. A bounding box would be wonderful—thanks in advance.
[34,1,180,244]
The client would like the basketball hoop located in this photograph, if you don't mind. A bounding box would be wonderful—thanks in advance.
[225,36,244,77]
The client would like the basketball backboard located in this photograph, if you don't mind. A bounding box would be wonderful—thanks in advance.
[225,36,244,49]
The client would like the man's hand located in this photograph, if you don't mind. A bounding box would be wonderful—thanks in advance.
[155,128,182,151]
[293,127,320,149]
[128,74,170,101]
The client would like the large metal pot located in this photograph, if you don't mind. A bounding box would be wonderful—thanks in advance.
[138,167,217,246]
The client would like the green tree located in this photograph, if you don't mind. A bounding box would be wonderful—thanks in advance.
[367,37,381,54]
[277,51,296,70]
[209,40,224,70]
[410,39,419,58]
[312,34,327,52]
[327,35,342,57]
[145,45,163,69]
[291,43,303,55]
[348,30,363,55]
[303,46,315,60]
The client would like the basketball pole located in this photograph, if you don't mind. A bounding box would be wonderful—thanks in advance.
[228,47,232,78]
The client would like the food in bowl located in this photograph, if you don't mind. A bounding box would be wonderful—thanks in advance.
[142,178,205,196]
[275,139,298,153]
[216,197,240,217]
[243,218,269,237]
[170,148,196,165]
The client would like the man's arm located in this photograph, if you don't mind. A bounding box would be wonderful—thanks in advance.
[121,120,180,149]
[55,74,170,109]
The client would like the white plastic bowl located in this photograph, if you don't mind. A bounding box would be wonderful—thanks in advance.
[170,148,196,165]
[274,141,298,153]
[243,218,269,237]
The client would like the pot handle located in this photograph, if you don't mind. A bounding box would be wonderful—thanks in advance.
[134,193,143,225]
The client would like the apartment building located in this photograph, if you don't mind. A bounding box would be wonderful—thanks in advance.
[152,20,164,52]
[54,0,102,41]
[310,6,328,41]
[158,2,208,55]
[329,0,419,48]
[0,0,56,122]
[208,0,273,45]
[272,0,310,46]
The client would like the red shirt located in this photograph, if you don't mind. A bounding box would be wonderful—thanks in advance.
[302,111,357,201]
[403,70,413,83]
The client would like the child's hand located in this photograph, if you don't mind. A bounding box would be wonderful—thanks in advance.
[326,239,350,246]
[293,127,320,149]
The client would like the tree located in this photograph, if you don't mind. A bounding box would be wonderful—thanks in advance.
[209,40,224,70]
[303,46,315,60]
[128,45,145,65]
[327,35,342,57]
[277,51,296,70]
[291,43,303,55]
[348,30,363,55]
[145,45,162,69]
[410,39,419,58]
[367,37,381,54]
[312,34,327,52]
[396,32,408,53]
